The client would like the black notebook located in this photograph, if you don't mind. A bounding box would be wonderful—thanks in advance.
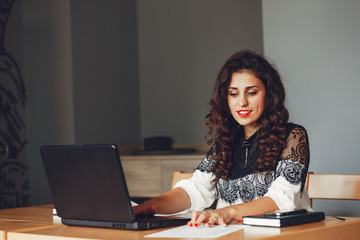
[242,211,325,227]
[40,144,191,230]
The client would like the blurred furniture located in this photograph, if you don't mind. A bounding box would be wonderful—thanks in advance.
[305,171,313,190]
[121,154,202,198]
[307,173,360,206]
[171,171,193,189]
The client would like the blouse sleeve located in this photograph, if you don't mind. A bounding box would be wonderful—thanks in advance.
[174,157,217,211]
[264,125,311,210]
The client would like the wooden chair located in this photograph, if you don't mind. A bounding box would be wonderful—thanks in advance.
[171,171,193,189]
[305,171,313,190]
[307,173,360,206]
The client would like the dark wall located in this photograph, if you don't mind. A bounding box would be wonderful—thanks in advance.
[23,0,141,205]
[71,0,141,145]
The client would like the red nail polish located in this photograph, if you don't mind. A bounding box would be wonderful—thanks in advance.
[189,223,193,227]
[194,223,198,227]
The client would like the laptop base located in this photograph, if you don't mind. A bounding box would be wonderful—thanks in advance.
[62,217,190,230]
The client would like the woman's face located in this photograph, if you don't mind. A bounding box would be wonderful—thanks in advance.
[227,71,266,138]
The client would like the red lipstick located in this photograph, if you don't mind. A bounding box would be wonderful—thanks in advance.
[237,110,251,118]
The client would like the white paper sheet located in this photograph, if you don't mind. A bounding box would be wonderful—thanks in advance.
[145,224,248,238]
[154,209,192,218]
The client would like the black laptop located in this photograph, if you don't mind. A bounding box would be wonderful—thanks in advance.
[40,144,190,230]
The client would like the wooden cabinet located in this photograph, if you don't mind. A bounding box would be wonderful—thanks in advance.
[121,154,205,198]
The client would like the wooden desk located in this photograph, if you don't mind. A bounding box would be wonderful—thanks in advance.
[1,205,360,240]
[0,220,59,240]
[0,205,61,240]
[0,204,55,223]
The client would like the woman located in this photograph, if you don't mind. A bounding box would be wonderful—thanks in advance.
[133,50,311,227]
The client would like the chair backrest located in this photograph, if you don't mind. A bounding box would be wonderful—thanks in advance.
[171,171,193,189]
[307,173,360,201]
[305,171,313,190]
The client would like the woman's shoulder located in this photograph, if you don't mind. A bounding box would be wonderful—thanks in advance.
[285,122,309,144]
[285,123,308,135]
[286,122,306,130]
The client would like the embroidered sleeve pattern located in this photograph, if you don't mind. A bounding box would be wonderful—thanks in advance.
[275,159,306,185]
[281,126,309,166]
[196,156,213,173]
[274,125,310,194]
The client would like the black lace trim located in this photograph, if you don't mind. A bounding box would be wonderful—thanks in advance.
[276,159,308,194]
[196,157,212,173]
[216,173,274,204]
[214,159,306,204]
[282,126,309,166]
[275,159,306,185]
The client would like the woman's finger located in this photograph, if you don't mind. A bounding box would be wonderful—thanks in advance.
[205,215,218,227]
[188,211,200,227]
[194,211,211,227]
[189,211,210,227]
[217,217,228,227]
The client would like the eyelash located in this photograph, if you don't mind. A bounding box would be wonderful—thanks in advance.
[229,92,257,97]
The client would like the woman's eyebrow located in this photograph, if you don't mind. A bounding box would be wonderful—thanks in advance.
[246,86,260,90]
[228,86,260,89]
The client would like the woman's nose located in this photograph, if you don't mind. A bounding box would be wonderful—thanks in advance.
[238,95,248,107]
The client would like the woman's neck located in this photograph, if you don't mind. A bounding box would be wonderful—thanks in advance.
[244,125,260,140]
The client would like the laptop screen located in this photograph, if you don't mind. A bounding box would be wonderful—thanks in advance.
[41,144,135,223]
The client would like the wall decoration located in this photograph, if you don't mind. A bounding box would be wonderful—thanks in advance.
[0,0,29,208]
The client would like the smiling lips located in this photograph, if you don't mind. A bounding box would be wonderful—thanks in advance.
[237,110,251,118]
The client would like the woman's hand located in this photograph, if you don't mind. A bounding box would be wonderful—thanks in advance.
[187,197,279,227]
[187,207,237,227]
[133,201,157,216]
[132,188,191,216]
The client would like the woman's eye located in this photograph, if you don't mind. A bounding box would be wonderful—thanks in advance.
[248,91,257,96]
[229,92,238,97]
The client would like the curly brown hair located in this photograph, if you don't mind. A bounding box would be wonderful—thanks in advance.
[205,50,289,180]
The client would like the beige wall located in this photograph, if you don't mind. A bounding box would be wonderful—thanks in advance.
[263,0,360,216]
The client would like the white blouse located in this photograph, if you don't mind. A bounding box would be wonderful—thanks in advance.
[175,124,313,212]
